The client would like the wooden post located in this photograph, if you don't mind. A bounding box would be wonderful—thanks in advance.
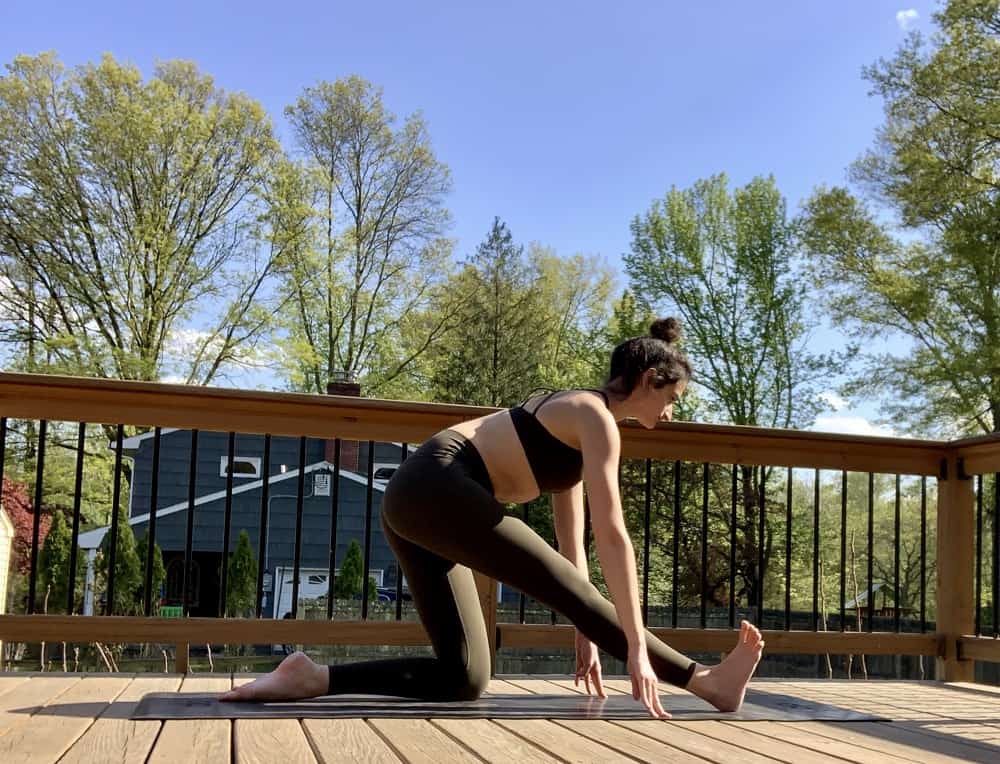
[473,572,498,676]
[175,642,189,674]
[936,456,975,682]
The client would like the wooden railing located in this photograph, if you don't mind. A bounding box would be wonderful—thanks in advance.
[0,372,997,680]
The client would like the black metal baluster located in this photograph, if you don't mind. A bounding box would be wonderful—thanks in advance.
[255,434,271,619]
[395,443,408,621]
[519,502,528,624]
[994,474,1000,638]
[976,474,983,636]
[326,439,341,621]
[643,458,652,626]
[28,419,48,614]
[104,424,123,616]
[813,468,820,632]
[839,470,847,632]
[730,465,737,629]
[361,440,375,619]
[758,467,766,619]
[893,475,902,634]
[785,466,793,632]
[701,463,709,630]
[0,418,7,492]
[143,427,162,617]
[920,476,927,634]
[862,472,873,633]
[291,436,307,619]
[68,422,86,614]
[672,460,681,628]
[182,430,199,616]
[219,432,236,617]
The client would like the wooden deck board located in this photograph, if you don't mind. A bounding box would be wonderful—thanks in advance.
[0,674,80,738]
[0,674,997,763]
[59,675,184,764]
[367,718,482,763]
[302,719,404,764]
[146,674,232,764]
[0,675,132,764]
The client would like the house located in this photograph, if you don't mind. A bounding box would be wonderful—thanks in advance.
[76,380,414,618]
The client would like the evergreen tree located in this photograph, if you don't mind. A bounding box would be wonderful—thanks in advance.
[95,502,141,615]
[334,539,364,599]
[226,529,258,617]
[430,218,548,407]
[38,510,84,613]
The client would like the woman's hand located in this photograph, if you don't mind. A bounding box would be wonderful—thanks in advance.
[574,630,606,698]
[628,647,670,718]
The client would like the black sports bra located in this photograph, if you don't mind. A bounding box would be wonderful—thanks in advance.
[508,388,610,493]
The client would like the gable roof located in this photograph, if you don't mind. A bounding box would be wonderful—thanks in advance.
[111,428,418,452]
[76,460,387,550]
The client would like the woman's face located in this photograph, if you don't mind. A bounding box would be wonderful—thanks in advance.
[637,372,687,428]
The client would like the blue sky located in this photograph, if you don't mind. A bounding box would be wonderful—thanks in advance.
[1,1,935,434]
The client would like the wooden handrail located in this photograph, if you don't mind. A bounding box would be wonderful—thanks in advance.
[0,372,950,472]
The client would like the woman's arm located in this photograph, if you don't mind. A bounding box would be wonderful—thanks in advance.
[578,406,646,650]
[552,482,587,575]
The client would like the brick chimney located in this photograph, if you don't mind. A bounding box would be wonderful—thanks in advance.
[326,372,361,472]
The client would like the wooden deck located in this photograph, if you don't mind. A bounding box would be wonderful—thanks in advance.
[1,674,999,763]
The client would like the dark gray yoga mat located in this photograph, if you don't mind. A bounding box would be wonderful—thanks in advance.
[131,691,887,722]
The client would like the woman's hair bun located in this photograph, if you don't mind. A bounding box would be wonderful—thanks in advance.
[649,317,682,344]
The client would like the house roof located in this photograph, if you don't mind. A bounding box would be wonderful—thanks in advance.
[110,427,418,452]
[844,581,888,609]
[76,460,387,550]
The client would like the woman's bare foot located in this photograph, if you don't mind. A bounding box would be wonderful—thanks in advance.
[219,651,330,702]
[685,620,764,712]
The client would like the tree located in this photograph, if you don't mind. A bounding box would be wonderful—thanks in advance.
[626,173,842,613]
[334,539,363,600]
[801,0,1000,435]
[278,76,460,395]
[0,53,291,385]
[2,476,49,577]
[38,510,85,613]
[429,218,548,407]
[225,529,258,617]
[95,502,141,615]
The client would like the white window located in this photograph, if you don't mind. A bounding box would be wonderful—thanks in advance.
[314,473,331,496]
[220,456,262,479]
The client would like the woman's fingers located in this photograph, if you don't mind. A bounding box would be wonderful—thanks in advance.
[592,664,606,698]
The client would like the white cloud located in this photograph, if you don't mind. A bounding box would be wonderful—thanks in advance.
[818,391,848,411]
[896,9,918,31]
[811,415,896,438]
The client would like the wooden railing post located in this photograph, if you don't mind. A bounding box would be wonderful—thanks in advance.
[473,572,498,676]
[175,643,189,674]
[936,455,975,682]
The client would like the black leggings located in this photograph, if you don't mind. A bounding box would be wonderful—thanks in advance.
[326,429,697,700]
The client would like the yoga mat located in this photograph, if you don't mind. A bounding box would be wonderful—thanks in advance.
[131,691,888,722]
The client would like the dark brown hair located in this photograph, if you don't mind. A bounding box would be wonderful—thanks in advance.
[607,317,692,394]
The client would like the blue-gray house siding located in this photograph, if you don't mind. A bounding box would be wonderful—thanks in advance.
[117,429,410,617]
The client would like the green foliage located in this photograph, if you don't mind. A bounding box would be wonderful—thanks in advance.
[801,0,1000,435]
[277,75,457,396]
[0,52,286,384]
[38,510,85,613]
[95,502,142,615]
[225,529,258,617]
[627,174,841,430]
[334,539,364,599]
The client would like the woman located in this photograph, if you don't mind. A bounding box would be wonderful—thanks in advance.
[221,317,765,718]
